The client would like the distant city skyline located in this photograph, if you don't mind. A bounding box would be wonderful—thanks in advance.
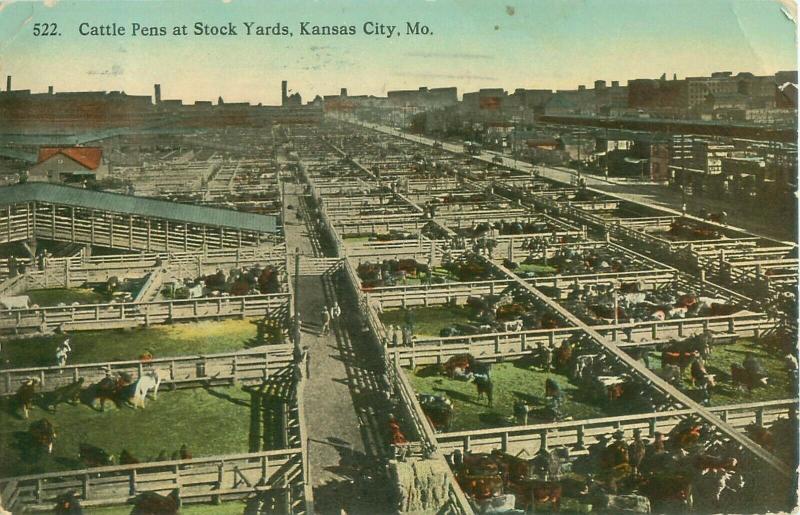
[0,0,796,106]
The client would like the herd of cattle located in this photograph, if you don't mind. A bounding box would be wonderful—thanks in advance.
[416,328,790,435]
[449,415,789,513]
[564,285,743,325]
[170,264,283,299]
[49,487,183,515]
[508,246,649,276]
[663,219,723,242]
[10,369,166,464]
[437,290,563,338]
[453,220,561,239]
[357,259,432,288]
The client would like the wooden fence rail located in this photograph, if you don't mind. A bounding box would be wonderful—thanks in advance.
[0,292,291,336]
[0,448,303,513]
[435,399,797,457]
[385,310,775,367]
[0,346,295,396]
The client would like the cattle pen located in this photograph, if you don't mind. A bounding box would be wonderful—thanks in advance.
[300,118,798,514]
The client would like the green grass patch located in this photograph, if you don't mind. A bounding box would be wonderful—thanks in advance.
[407,362,610,431]
[342,235,372,242]
[0,386,253,478]
[515,263,558,275]
[0,319,264,369]
[379,305,476,338]
[25,288,108,306]
[653,339,794,406]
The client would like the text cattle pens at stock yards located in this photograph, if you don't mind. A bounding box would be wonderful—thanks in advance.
[43,21,435,38]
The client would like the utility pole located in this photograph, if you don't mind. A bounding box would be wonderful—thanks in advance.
[293,248,301,353]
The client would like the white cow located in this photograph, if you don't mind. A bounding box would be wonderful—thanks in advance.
[502,319,523,332]
[669,306,689,318]
[0,295,29,310]
[621,292,647,305]
[186,283,204,299]
[131,370,164,408]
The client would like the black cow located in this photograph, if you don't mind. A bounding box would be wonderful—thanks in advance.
[731,364,768,392]
[79,443,114,468]
[45,378,84,413]
[474,374,493,407]
[53,491,84,515]
[89,373,132,411]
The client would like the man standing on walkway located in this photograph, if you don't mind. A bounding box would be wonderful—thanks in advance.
[320,306,331,335]
[330,301,342,323]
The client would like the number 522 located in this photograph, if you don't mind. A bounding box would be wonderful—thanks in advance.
[33,23,59,36]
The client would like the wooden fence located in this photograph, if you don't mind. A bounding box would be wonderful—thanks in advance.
[295,257,342,276]
[0,245,287,300]
[435,399,797,456]
[0,292,291,336]
[0,448,304,513]
[0,346,295,396]
[341,254,474,515]
[385,307,776,367]
[364,279,517,309]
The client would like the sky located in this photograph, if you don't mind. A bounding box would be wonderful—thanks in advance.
[0,0,796,105]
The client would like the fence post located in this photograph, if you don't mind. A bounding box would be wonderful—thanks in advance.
[214,461,224,505]
[576,425,586,450]
[129,469,137,496]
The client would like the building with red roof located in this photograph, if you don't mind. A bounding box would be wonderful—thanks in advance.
[29,147,108,183]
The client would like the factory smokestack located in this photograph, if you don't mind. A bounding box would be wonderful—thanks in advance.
[281,80,288,106]
[6,76,10,92]
[154,84,161,104]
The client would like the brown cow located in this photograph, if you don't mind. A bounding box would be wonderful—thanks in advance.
[638,474,693,510]
[744,423,774,452]
[693,454,737,473]
[389,416,408,445]
[513,479,562,512]
[661,349,699,372]
[16,377,39,419]
[29,418,56,454]
[131,488,181,515]
[442,353,472,379]
[668,423,703,450]
[459,475,504,501]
